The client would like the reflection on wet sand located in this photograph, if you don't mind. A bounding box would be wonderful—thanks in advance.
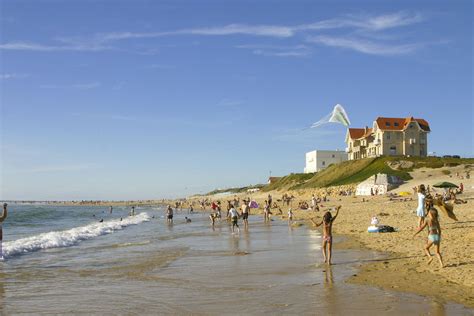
[1,210,471,315]
[323,266,337,315]
[0,270,5,314]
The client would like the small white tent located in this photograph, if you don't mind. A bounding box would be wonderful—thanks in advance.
[356,173,402,196]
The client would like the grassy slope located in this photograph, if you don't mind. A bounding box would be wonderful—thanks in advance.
[200,184,265,196]
[262,173,315,192]
[201,157,474,195]
[280,156,474,191]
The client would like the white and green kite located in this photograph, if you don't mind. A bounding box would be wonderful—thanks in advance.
[310,104,351,128]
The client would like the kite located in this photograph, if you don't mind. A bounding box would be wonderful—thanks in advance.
[310,104,351,129]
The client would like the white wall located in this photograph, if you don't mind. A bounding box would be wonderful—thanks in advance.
[304,151,317,173]
[304,150,347,173]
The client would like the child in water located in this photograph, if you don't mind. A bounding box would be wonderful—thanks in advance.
[287,208,293,224]
[311,206,341,265]
[413,207,444,268]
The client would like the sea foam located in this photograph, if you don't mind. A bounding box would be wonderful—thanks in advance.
[3,212,150,258]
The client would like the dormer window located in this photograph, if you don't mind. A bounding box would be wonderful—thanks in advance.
[394,122,399,127]
[385,122,390,127]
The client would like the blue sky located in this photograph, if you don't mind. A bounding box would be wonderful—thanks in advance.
[1,0,472,200]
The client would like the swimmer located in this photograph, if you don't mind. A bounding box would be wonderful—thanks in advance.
[311,206,341,265]
[185,217,191,223]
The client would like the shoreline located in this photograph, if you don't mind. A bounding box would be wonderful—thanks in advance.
[6,164,473,308]
[335,233,474,308]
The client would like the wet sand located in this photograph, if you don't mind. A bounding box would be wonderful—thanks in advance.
[1,208,471,314]
[187,164,474,308]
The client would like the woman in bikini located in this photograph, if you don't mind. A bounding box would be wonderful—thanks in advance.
[413,207,444,268]
[311,206,341,265]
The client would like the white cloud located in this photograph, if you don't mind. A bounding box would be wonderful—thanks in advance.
[40,82,101,89]
[0,73,30,80]
[307,35,421,55]
[0,41,110,52]
[182,24,294,37]
[236,44,310,57]
[91,12,422,42]
[252,49,310,57]
[0,11,427,57]
[296,12,423,32]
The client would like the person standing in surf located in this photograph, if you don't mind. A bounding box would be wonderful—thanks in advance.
[0,203,8,259]
[109,206,113,214]
[263,200,271,222]
[240,199,250,229]
[166,205,173,224]
[311,206,341,265]
[228,205,240,234]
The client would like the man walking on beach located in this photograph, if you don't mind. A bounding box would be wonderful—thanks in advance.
[228,205,240,234]
[0,203,8,260]
[240,199,250,229]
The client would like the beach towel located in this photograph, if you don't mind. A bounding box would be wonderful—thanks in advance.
[433,198,458,221]
[249,201,259,208]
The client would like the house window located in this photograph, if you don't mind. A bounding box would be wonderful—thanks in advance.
[332,154,335,158]
[386,132,391,140]
[322,161,326,166]
[394,122,399,127]
[385,122,390,127]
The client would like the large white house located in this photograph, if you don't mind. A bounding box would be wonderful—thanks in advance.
[304,150,347,173]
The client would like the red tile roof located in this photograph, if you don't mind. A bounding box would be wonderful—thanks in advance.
[348,128,365,139]
[361,128,373,138]
[376,117,430,132]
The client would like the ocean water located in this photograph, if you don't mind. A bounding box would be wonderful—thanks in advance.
[0,205,471,315]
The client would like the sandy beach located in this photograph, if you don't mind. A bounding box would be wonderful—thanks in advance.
[184,164,474,307]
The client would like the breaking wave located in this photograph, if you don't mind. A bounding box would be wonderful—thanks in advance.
[3,212,150,258]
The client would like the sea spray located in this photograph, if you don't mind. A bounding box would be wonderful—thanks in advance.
[3,212,150,258]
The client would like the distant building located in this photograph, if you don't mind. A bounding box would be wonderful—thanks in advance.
[346,117,430,160]
[304,150,347,173]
